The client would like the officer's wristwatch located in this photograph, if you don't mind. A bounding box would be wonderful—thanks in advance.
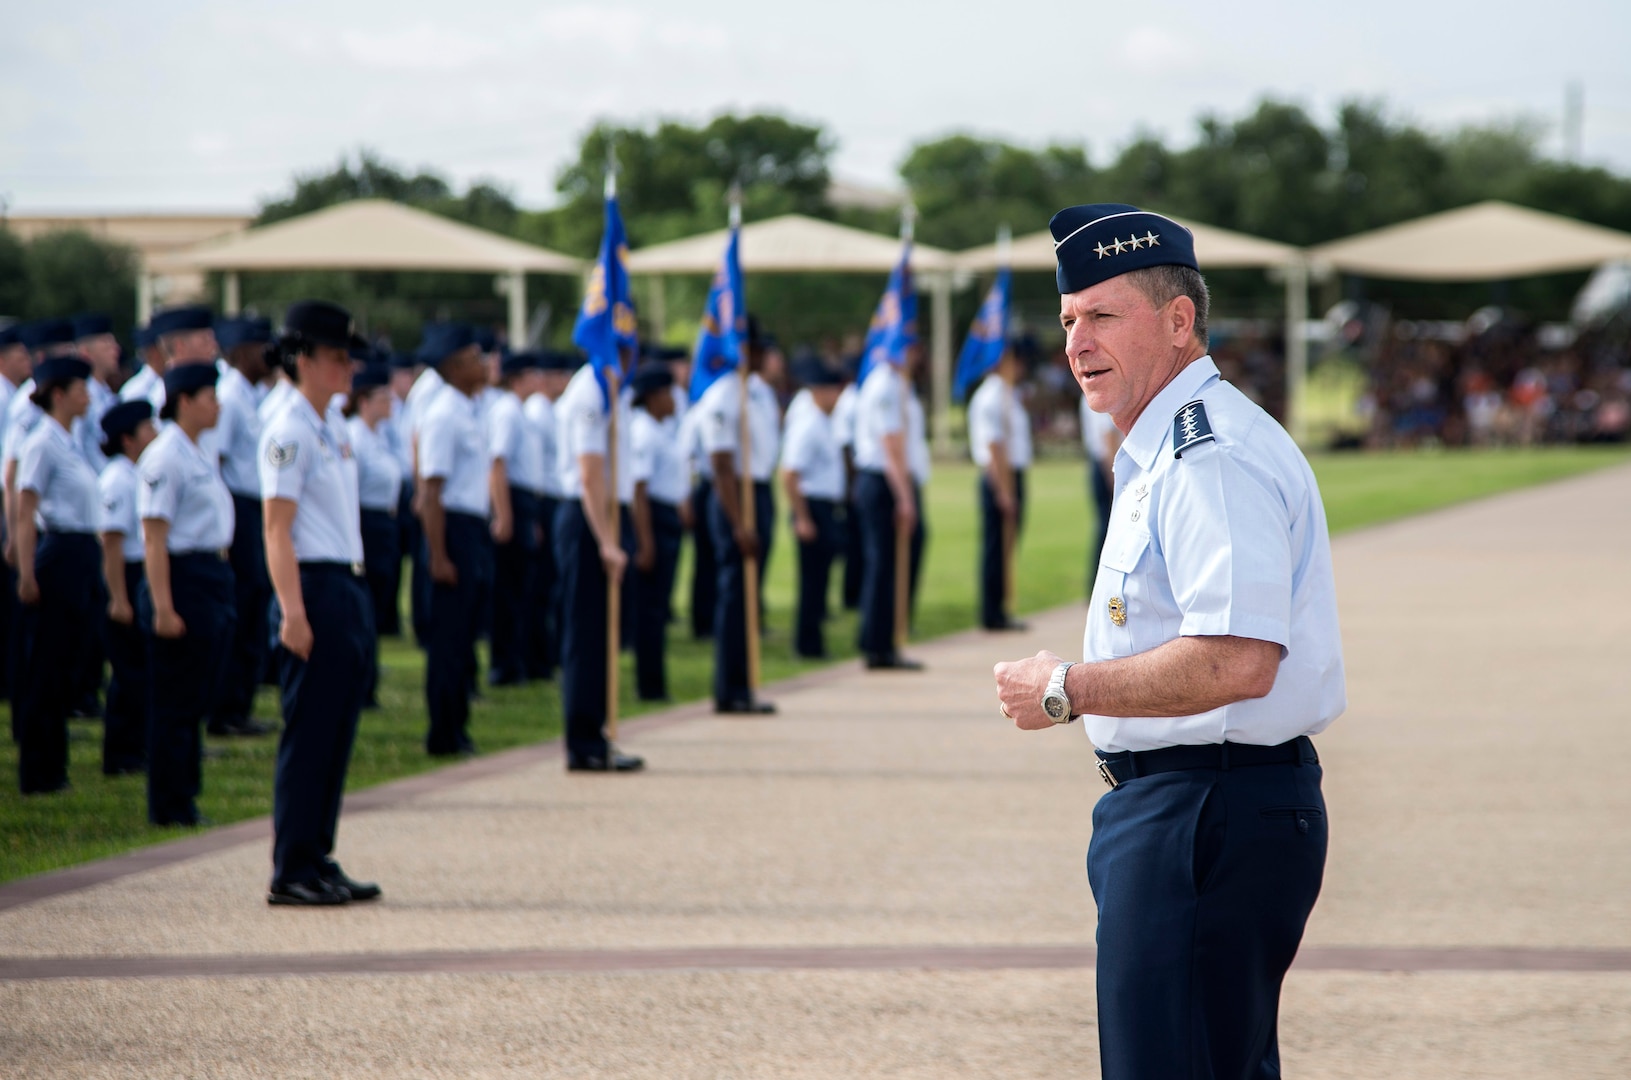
[1041,662,1076,724]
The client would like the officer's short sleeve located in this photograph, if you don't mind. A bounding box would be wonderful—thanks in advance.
[489,401,521,464]
[780,414,813,474]
[259,422,309,503]
[1157,438,1292,650]
[15,435,50,496]
[565,395,609,460]
[967,382,1000,452]
[418,405,457,481]
[699,382,738,456]
[98,472,130,535]
[864,371,904,436]
[629,418,656,484]
[137,453,179,523]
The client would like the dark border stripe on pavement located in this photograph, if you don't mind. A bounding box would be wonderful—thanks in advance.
[3,944,1629,982]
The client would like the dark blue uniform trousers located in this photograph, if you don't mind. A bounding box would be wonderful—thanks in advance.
[688,478,716,639]
[709,480,773,707]
[525,495,560,680]
[272,564,373,888]
[15,533,100,793]
[424,512,493,755]
[854,471,925,657]
[101,561,149,774]
[554,499,634,763]
[141,553,235,825]
[841,489,863,611]
[489,486,541,683]
[1087,742,1327,1080]
[978,468,1026,629]
[218,493,271,726]
[794,497,840,658]
[358,507,400,705]
[633,500,682,700]
[383,479,415,637]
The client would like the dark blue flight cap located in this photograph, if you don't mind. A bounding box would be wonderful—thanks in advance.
[842,352,864,380]
[148,305,215,337]
[628,361,674,401]
[0,323,21,348]
[348,340,377,364]
[34,355,92,383]
[163,362,220,402]
[19,318,77,350]
[538,349,585,372]
[100,400,154,444]
[387,349,418,370]
[1048,203,1198,295]
[795,359,844,387]
[284,300,364,350]
[73,313,113,339]
[215,315,272,351]
[473,326,498,354]
[352,364,390,392]
[500,350,545,377]
[134,323,161,349]
[416,322,477,367]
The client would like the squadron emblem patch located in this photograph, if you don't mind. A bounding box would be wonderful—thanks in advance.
[266,441,298,469]
[1172,400,1215,458]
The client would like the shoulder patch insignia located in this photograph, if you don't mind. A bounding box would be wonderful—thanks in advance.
[141,471,165,491]
[266,440,298,469]
[1172,399,1215,458]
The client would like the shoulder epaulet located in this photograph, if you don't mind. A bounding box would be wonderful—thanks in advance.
[1172,399,1215,458]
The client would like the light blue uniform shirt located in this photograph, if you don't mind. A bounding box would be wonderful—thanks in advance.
[214,364,264,498]
[417,387,491,518]
[347,415,403,513]
[779,392,845,502]
[853,365,929,483]
[554,365,634,504]
[1081,356,1346,753]
[98,456,144,561]
[384,396,414,480]
[967,375,1032,469]
[260,395,364,563]
[1,380,41,475]
[17,416,100,532]
[697,372,781,482]
[258,378,298,426]
[77,379,115,472]
[488,390,548,495]
[136,424,234,552]
[523,392,565,499]
[629,408,689,506]
[119,366,163,409]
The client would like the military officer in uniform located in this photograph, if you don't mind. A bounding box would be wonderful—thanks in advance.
[0,324,31,702]
[72,313,121,471]
[852,345,926,671]
[967,336,1035,631]
[993,204,1345,1080]
[260,300,381,906]
[345,364,401,708]
[522,351,576,681]
[382,351,421,638]
[138,363,236,827]
[626,362,686,702]
[415,324,494,757]
[486,350,549,687]
[97,400,158,776]
[831,355,865,612]
[780,361,846,659]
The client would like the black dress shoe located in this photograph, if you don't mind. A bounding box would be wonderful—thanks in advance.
[865,652,925,671]
[268,879,350,907]
[567,752,646,772]
[322,868,382,902]
[985,619,1030,633]
[208,716,274,737]
[487,670,524,688]
[715,698,776,715]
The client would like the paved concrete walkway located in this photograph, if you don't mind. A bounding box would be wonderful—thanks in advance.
[3,465,1630,1078]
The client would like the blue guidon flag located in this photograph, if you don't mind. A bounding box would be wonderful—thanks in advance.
[572,174,639,407]
[689,204,746,403]
[953,265,1010,402]
[856,234,917,384]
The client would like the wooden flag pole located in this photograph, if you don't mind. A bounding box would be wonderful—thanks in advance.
[605,363,623,746]
[740,362,761,690]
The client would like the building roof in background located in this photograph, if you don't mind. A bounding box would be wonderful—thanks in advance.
[625,213,953,274]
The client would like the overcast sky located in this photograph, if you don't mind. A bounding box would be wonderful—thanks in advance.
[4,0,1629,214]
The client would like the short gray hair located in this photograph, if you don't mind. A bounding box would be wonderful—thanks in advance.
[1125,264,1209,347]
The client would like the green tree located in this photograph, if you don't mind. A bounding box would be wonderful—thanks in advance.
[899,135,1094,250]
[23,231,139,339]
[0,228,29,319]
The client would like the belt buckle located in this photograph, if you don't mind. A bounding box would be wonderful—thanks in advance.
[350,562,364,577]
[1097,759,1121,790]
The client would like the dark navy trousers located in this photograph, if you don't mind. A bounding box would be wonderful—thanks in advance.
[384,480,415,638]
[633,500,682,700]
[854,471,925,657]
[688,479,717,639]
[489,487,541,683]
[272,565,373,888]
[709,480,773,707]
[525,495,560,680]
[554,499,634,763]
[15,532,100,793]
[141,553,235,825]
[217,493,270,725]
[358,507,399,705]
[840,491,863,611]
[978,468,1026,629]
[1087,744,1327,1080]
[794,498,840,658]
[101,561,148,774]
[423,512,493,756]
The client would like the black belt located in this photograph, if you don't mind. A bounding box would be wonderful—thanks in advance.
[299,560,364,577]
[1094,736,1317,790]
[172,549,227,562]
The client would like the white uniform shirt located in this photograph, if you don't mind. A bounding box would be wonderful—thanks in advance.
[854,364,928,483]
[697,372,781,481]
[417,387,492,518]
[1,382,42,475]
[968,375,1033,469]
[629,408,689,507]
[488,390,548,495]
[523,393,564,499]
[401,367,446,471]
[384,396,414,480]
[554,365,634,504]
[348,416,403,513]
[1081,397,1120,464]
[258,379,298,426]
[1081,356,1346,753]
[0,376,17,465]
[77,379,115,472]
[119,366,162,409]
[136,424,234,552]
[213,364,263,498]
[260,395,364,563]
[780,395,845,502]
[97,455,144,561]
[831,383,859,453]
[17,416,100,532]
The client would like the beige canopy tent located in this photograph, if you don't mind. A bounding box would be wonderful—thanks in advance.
[145,199,585,344]
[626,214,962,450]
[1311,200,1631,281]
[958,218,1315,441]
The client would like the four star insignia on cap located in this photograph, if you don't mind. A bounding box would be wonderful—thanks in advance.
[1095,231,1165,260]
[1172,399,1215,458]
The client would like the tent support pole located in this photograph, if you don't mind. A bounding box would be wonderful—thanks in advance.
[1283,257,1309,446]
[930,271,952,457]
[138,270,155,324]
[649,275,667,340]
[505,269,527,349]
[223,272,241,316]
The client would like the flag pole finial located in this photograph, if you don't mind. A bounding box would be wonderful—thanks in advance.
[901,201,918,244]
[997,223,1012,265]
[604,142,619,200]
[727,182,743,230]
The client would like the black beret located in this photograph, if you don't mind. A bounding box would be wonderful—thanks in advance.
[629,362,674,401]
[163,361,219,402]
[216,316,272,350]
[285,300,364,350]
[33,355,92,383]
[537,349,584,372]
[100,400,153,443]
[501,351,545,376]
[416,322,477,367]
[1049,203,1198,295]
[73,313,113,338]
[352,364,390,392]
[19,319,77,350]
[149,305,215,336]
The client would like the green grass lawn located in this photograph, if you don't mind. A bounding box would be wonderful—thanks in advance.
[2,445,1627,883]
